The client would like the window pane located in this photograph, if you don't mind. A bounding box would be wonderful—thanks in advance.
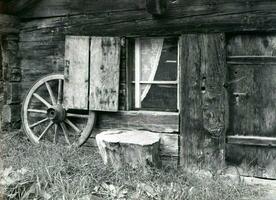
[153,37,178,81]
[141,84,177,111]
[139,37,178,81]
[131,37,178,111]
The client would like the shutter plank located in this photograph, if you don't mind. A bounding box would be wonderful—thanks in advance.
[89,37,121,111]
[63,36,89,110]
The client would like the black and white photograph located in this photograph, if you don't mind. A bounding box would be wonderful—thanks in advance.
[0,0,275,199]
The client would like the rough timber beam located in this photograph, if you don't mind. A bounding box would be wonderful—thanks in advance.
[0,0,40,14]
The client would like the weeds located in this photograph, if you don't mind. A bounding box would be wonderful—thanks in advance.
[0,131,262,200]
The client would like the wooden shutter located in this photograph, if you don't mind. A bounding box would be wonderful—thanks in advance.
[179,33,227,169]
[63,36,90,110]
[89,37,121,111]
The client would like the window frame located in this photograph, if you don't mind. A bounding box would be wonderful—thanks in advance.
[126,36,180,112]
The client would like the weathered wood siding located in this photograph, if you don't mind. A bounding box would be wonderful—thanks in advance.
[89,37,121,112]
[19,18,179,162]
[179,33,227,170]
[17,0,276,34]
[226,33,276,178]
[18,0,276,168]
[64,36,89,110]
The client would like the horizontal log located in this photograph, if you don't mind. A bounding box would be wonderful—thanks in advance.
[19,0,145,18]
[131,81,178,84]
[227,135,276,147]
[6,0,41,14]
[227,56,276,65]
[19,0,276,35]
[96,111,179,133]
[0,14,19,34]
[85,129,179,157]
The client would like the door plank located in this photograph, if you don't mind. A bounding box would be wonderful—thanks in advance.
[227,135,276,147]
[89,37,121,111]
[226,33,276,179]
[63,36,89,110]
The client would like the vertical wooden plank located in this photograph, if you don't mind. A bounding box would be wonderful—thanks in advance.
[134,39,141,108]
[89,37,121,111]
[63,36,89,110]
[201,34,227,139]
[125,39,135,110]
[226,33,276,178]
[179,33,227,170]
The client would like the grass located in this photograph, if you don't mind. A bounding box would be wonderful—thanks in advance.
[0,130,263,200]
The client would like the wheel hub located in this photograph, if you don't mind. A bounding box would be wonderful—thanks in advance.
[47,105,66,123]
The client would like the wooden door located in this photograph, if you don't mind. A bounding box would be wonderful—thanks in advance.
[63,36,90,110]
[226,33,276,178]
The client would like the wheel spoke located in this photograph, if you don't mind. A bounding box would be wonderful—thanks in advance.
[60,122,71,145]
[28,109,47,114]
[57,80,63,104]
[65,119,81,133]
[45,82,56,105]
[54,124,58,144]
[37,121,54,141]
[29,118,48,128]
[23,75,95,146]
[66,113,89,118]
[33,93,52,108]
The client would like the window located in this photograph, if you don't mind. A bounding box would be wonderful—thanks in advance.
[129,37,179,112]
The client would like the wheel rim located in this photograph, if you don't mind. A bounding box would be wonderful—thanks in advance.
[22,74,95,146]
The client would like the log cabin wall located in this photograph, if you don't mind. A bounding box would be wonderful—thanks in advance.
[0,14,20,130]
[17,0,276,167]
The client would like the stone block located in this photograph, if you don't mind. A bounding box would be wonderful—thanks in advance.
[6,82,21,104]
[8,68,21,82]
[96,130,161,169]
[1,104,21,130]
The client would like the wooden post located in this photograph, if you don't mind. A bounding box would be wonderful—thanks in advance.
[179,33,227,171]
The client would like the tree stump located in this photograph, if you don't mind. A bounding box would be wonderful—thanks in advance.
[96,130,161,169]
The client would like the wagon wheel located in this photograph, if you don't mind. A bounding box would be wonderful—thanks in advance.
[22,74,96,146]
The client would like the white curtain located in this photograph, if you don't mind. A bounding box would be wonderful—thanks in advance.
[139,38,164,101]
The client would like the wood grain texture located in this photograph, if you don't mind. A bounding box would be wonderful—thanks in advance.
[18,0,276,35]
[179,34,227,170]
[0,14,19,34]
[227,56,276,65]
[96,111,179,133]
[226,144,276,178]
[227,136,276,147]
[201,34,227,138]
[18,33,127,110]
[226,33,276,179]
[228,64,276,137]
[96,130,162,169]
[5,0,41,14]
[89,37,121,111]
[227,33,276,56]
[85,128,179,157]
[63,36,89,110]
[18,0,145,18]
